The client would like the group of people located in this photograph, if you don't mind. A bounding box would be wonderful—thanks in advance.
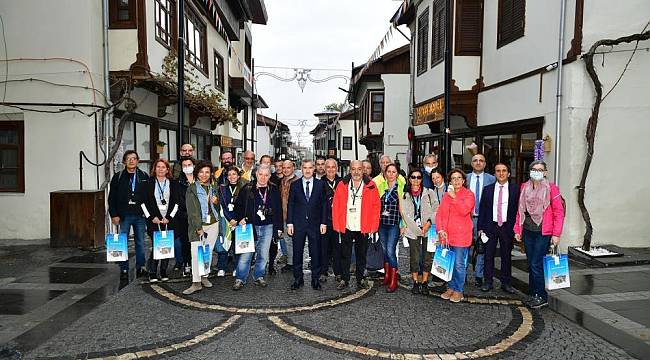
[108,145,565,309]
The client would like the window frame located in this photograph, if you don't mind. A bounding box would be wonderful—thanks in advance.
[497,0,526,48]
[109,0,137,29]
[416,7,430,76]
[370,92,385,123]
[431,0,446,67]
[213,50,225,92]
[154,0,175,49]
[342,136,353,151]
[0,121,25,193]
[184,3,209,76]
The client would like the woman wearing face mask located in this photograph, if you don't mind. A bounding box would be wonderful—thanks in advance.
[175,157,196,276]
[514,161,565,309]
[216,166,244,277]
[430,168,447,206]
[183,161,221,295]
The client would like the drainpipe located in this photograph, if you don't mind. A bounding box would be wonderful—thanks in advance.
[102,0,112,231]
[553,0,567,184]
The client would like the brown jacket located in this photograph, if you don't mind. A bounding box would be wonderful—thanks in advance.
[281,175,299,222]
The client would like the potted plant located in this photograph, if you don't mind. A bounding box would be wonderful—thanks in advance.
[156,141,166,154]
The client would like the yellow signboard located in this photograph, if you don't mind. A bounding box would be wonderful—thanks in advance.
[414,97,444,126]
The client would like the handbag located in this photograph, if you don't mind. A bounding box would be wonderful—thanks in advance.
[197,237,212,276]
[426,224,438,253]
[431,243,455,282]
[106,225,128,262]
[153,224,175,260]
[544,245,571,290]
[365,233,384,271]
[234,223,255,254]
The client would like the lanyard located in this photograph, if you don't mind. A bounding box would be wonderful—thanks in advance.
[204,184,213,217]
[129,171,138,194]
[350,181,362,206]
[435,186,444,203]
[258,187,268,206]
[412,192,422,219]
[383,183,396,205]
[155,178,168,202]
[328,179,336,191]
[228,184,236,202]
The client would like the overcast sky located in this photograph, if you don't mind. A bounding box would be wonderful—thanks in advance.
[252,0,409,147]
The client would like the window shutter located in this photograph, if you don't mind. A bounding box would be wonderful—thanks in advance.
[417,8,429,75]
[456,0,482,56]
[512,0,525,39]
[431,0,445,65]
[498,0,525,48]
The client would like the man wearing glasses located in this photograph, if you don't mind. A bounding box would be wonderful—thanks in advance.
[172,144,195,178]
[108,150,150,279]
[214,151,237,186]
[241,150,256,182]
[467,154,496,287]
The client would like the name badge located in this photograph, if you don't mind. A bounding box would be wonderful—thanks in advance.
[257,209,266,221]
[205,214,211,223]
[416,218,422,227]
[382,210,390,216]
[349,208,357,213]
[228,203,234,212]
[128,200,136,205]
[158,204,167,212]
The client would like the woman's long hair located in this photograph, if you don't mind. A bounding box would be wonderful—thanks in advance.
[403,168,424,199]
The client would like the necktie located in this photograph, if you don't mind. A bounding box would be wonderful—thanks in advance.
[474,175,480,215]
[497,185,504,226]
[305,180,311,202]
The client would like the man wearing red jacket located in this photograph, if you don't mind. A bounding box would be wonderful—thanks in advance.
[332,160,381,290]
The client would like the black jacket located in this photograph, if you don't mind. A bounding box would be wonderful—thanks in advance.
[477,182,520,238]
[287,177,327,233]
[108,168,149,218]
[322,175,341,226]
[234,182,283,234]
[139,177,183,233]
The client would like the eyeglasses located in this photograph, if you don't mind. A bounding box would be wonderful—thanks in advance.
[531,168,545,172]
[244,157,255,160]
[410,175,422,180]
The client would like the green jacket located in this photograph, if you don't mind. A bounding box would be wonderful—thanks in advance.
[373,174,406,199]
[186,182,221,241]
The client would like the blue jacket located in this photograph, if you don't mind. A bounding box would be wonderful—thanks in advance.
[287,177,327,233]
[477,182,520,237]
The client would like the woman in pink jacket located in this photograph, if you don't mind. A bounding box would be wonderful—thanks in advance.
[435,168,475,303]
[514,160,565,309]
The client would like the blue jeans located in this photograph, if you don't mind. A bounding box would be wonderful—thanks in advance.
[279,238,288,256]
[379,223,400,268]
[523,229,551,301]
[174,236,183,266]
[448,246,469,293]
[472,217,484,279]
[235,224,273,284]
[216,251,229,271]
[119,214,146,271]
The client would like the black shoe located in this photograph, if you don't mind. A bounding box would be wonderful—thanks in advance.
[501,284,516,294]
[356,279,369,289]
[290,279,304,290]
[319,274,328,283]
[311,280,322,290]
[474,277,483,287]
[160,270,169,282]
[268,267,277,276]
[281,264,293,273]
[529,296,548,309]
[136,267,148,278]
[173,265,181,272]
[120,269,129,280]
[335,275,342,282]
[419,283,430,295]
[481,283,493,292]
[149,274,159,283]
[411,282,420,295]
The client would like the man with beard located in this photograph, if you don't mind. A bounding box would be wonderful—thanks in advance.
[214,151,237,186]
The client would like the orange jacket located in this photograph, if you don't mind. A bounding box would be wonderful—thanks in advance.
[435,186,475,248]
[332,175,380,234]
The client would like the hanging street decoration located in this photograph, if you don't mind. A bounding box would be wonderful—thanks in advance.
[254,68,349,93]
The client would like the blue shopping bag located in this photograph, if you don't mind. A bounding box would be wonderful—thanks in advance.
[544,246,571,290]
[426,224,438,253]
[153,225,175,260]
[234,224,255,254]
[431,244,455,282]
[197,241,211,276]
[106,231,128,262]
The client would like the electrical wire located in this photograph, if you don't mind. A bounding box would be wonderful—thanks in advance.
[0,14,8,103]
[255,65,349,72]
[0,78,108,100]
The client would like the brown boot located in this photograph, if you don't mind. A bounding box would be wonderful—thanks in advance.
[387,267,398,293]
[182,282,202,295]
[382,262,390,286]
[441,288,454,299]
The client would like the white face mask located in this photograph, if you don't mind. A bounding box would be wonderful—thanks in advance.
[182,166,194,174]
[529,170,544,181]
[424,166,433,173]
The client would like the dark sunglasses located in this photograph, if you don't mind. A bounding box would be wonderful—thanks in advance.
[410,175,423,180]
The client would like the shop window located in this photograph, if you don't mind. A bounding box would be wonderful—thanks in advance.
[0,121,24,193]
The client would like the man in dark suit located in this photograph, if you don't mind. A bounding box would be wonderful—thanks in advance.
[287,159,328,290]
[477,162,520,294]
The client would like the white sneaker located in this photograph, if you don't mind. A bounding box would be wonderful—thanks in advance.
[232,270,236,277]
[217,270,226,277]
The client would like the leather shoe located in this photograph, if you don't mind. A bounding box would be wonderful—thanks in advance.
[311,280,322,290]
[474,277,483,287]
[481,283,493,292]
[290,279,304,290]
[501,284,516,294]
